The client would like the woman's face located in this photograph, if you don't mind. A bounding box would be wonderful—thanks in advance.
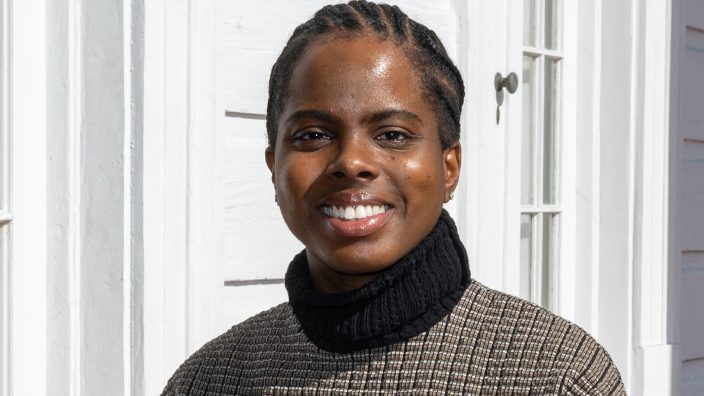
[266,36,461,292]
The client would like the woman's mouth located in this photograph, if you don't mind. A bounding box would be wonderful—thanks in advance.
[321,204,390,221]
[319,204,393,237]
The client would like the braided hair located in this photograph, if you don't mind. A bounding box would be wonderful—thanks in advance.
[266,0,465,150]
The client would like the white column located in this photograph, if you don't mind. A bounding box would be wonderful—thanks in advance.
[9,0,47,395]
[630,0,678,395]
[43,0,139,395]
[596,0,637,384]
[142,0,221,393]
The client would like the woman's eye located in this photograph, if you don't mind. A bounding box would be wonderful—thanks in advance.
[376,131,407,141]
[297,131,330,141]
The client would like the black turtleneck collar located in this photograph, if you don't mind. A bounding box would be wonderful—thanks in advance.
[285,209,471,354]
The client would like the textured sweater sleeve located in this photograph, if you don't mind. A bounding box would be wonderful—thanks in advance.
[160,346,211,396]
[559,337,627,396]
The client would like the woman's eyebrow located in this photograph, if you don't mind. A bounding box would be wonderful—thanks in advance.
[362,109,423,125]
[285,110,340,124]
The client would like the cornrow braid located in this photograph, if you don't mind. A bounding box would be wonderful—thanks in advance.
[266,0,465,150]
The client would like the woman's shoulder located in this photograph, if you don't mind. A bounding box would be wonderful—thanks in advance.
[160,301,304,395]
[450,280,626,395]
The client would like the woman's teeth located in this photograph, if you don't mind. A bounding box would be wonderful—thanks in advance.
[322,205,389,221]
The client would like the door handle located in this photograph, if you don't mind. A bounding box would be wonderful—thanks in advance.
[495,72,518,94]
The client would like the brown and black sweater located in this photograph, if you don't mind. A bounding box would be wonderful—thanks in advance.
[162,212,626,395]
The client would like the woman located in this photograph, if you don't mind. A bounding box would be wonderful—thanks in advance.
[163,1,626,394]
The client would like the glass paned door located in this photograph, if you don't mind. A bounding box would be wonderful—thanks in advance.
[519,0,562,311]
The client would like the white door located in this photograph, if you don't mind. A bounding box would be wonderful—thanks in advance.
[677,0,704,394]
[458,1,579,324]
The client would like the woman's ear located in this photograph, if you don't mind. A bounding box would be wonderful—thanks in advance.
[265,146,276,183]
[443,142,461,203]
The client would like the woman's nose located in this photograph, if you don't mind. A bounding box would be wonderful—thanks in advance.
[326,138,379,181]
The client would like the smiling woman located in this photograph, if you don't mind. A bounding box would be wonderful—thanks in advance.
[162,1,625,395]
[267,36,459,293]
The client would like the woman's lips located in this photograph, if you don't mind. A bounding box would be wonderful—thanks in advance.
[321,204,390,220]
[320,205,393,237]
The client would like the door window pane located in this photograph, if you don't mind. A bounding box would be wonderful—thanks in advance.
[541,214,555,309]
[521,0,562,312]
[523,0,536,47]
[520,214,533,300]
[522,56,535,205]
[544,0,558,50]
[543,59,558,205]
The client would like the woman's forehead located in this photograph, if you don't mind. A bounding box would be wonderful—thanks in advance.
[293,37,410,83]
[282,37,429,121]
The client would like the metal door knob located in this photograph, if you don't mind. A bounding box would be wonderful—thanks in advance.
[495,72,518,94]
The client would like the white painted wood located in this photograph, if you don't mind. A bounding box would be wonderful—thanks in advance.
[161,2,190,384]
[9,1,47,396]
[454,0,508,292]
[634,0,671,348]
[557,0,577,323]
[0,223,8,396]
[625,0,680,394]
[449,0,472,243]
[37,1,152,395]
[142,0,167,393]
[222,283,288,330]
[502,0,523,303]
[638,345,675,396]
[43,1,139,395]
[0,3,10,395]
[0,0,8,217]
[142,0,222,394]
[220,116,303,281]
[188,0,223,357]
[125,1,145,395]
[596,0,636,382]
[573,0,603,338]
[45,1,80,394]
[77,0,128,391]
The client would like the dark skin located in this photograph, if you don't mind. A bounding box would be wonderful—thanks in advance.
[266,36,461,294]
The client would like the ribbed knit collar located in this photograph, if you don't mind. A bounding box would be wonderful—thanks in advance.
[285,209,471,354]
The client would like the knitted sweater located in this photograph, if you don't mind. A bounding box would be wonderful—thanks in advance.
[162,281,625,395]
[162,212,626,395]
